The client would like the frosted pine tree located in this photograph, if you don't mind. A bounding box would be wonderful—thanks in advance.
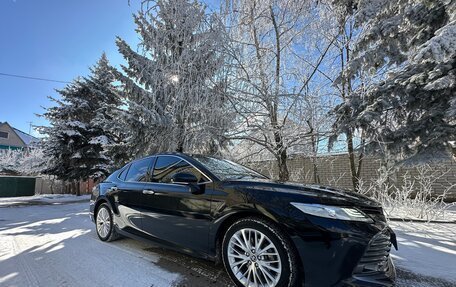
[331,0,456,163]
[114,0,229,155]
[85,53,130,167]
[39,78,111,186]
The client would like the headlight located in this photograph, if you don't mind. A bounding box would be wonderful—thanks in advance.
[290,203,373,223]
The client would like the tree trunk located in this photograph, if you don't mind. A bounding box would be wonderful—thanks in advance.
[356,151,364,180]
[340,19,361,191]
[346,129,359,191]
[277,148,289,182]
[176,117,185,153]
[50,176,54,194]
[76,180,81,196]
[312,160,320,184]
[176,143,184,153]
[307,120,320,184]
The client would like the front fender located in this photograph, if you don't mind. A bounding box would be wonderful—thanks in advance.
[208,201,285,257]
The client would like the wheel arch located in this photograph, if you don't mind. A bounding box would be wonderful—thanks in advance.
[215,210,305,285]
[94,196,116,216]
[213,208,281,264]
[213,209,305,284]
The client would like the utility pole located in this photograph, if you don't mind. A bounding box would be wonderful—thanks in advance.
[26,121,33,135]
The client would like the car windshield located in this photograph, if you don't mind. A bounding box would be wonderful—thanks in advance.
[193,156,267,181]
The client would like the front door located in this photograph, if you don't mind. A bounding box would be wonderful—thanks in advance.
[141,155,214,254]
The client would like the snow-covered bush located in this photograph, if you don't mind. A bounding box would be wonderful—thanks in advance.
[0,148,46,176]
[0,149,21,174]
[358,164,456,222]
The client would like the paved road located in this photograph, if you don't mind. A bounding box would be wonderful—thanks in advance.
[0,202,453,287]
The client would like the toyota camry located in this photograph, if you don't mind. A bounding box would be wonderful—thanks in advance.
[90,153,397,287]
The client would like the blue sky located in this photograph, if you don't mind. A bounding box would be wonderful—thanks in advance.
[0,0,144,136]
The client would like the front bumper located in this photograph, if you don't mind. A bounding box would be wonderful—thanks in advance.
[287,214,396,287]
[344,230,396,286]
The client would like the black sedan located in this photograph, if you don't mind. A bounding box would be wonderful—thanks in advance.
[90,153,397,287]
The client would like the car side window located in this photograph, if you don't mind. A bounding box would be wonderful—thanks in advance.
[125,158,153,182]
[118,165,130,181]
[152,156,208,183]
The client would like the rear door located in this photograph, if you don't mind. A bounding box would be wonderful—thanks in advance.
[115,157,155,232]
[141,155,214,253]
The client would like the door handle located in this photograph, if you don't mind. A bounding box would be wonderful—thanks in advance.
[142,189,155,195]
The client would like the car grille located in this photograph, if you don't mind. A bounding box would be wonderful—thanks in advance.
[352,230,396,286]
[358,232,391,272]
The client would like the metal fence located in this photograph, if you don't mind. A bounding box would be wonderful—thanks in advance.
[0,176,95,197]
[0,176,36,197]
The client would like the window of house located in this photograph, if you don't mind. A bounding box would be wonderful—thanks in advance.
[152,156,208,183]
[125,158,153,182]
[0,131,8,139]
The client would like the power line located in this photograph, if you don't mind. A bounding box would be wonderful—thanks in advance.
[0,72,70,84]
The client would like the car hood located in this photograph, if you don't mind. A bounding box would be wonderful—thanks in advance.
[228,178,381,208]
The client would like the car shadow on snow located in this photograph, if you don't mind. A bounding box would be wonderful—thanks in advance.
[142,246,234,287]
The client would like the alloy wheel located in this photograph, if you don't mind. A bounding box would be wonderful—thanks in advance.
[96,207,111,239]
[227,228,282,287]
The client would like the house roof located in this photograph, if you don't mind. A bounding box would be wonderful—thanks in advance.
[12,128,39,145]
[0,122,39,146]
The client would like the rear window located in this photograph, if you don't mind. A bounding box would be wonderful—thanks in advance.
[117,165,130,181]
[125,158,153,182]
[152,155,209,183]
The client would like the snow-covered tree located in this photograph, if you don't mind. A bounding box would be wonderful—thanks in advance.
[85,53,129,167]
[0,149,22,175]
[223,0,338,181]
[39,79,110,183]
[40,54,128,185]
[331,0,456,164]
[0,147,46,176]
[325,1,366,191]
[114,0,230,156]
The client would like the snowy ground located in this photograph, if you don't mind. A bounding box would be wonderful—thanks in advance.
[390,221,456,285]
[0,194,91,207]
[0,200,455,287]
[0,201,230,287]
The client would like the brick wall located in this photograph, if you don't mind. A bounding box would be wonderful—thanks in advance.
[245,154,456,201]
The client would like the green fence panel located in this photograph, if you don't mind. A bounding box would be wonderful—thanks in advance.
[0,177,36,197]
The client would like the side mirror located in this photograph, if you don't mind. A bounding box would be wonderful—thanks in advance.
[171,172,205,195]
[171,172,198,184]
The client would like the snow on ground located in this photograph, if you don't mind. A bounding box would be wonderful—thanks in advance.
[390,221,456,283]
[0,194,90,207]
[0,202,181,287]
[0,201,455,287]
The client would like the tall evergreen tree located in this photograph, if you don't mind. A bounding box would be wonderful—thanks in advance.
[331,0,456,164]
[39,54,126,187]
[85,53,130,167]
[114,0,228,156]
[40,79,109,186]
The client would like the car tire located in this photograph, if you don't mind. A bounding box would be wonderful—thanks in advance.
[95,203,119,242]
[222,217,300,287]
